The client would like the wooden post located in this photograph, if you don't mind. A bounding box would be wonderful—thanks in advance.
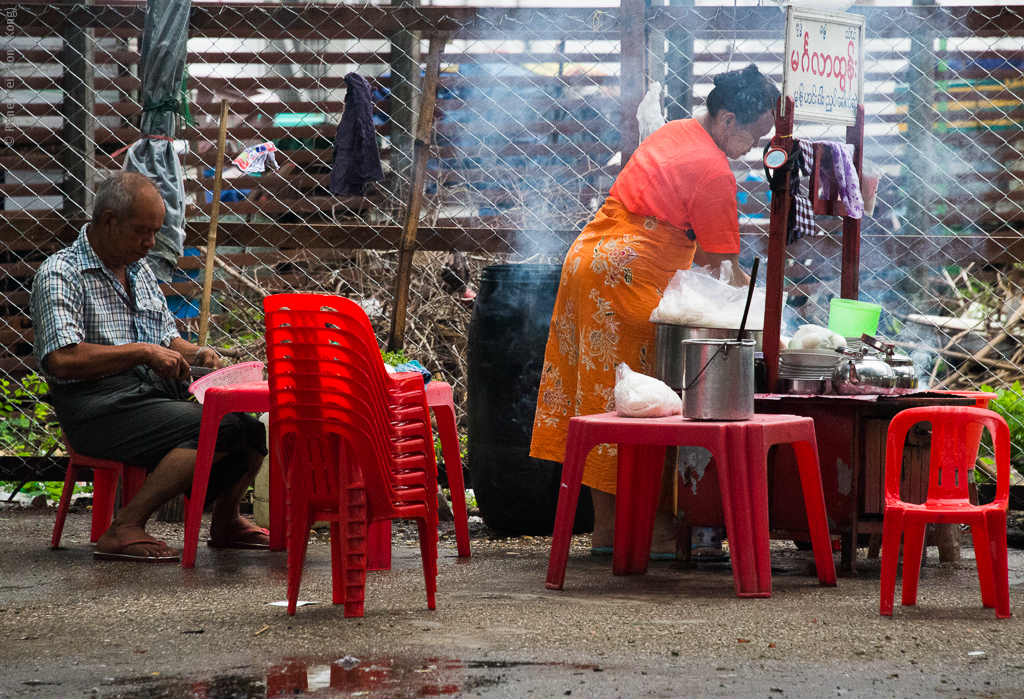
[762,97,794,394]
[197,99,229,348]
[386,33,446,353]
[61,2,95,219]
[665,0,694,121]
[841,105,865,300]
[619,0,648,166]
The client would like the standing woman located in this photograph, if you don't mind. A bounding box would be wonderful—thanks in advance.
[530,64,779,555]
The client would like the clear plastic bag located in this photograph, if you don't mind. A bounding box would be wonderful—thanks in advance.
[860,158,884,218]
[650,263,767,330]
[636,81,666,143]
[614,363,681,418]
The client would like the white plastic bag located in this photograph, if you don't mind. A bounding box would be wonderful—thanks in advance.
[650,263,768,329]
[614,363,681,418]
[789,324,847,350]
[636,81,666,143]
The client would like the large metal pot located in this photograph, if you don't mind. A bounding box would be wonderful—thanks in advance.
[681,339,755,420]
[654,323,763,391]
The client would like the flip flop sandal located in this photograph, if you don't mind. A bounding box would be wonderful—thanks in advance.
[590,546,613,556]
[207,527,271,550]
[649,552,678,561]
[93,539,181,563]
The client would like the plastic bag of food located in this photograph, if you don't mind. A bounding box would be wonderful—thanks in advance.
[789,324,847,350]
[614,363,681,418]
[637,81,666,143]
[649,263,767,329]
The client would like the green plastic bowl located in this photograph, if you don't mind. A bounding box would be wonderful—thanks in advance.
[828,298,881,338]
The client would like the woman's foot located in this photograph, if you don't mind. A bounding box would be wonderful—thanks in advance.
[590,488,678,556]
[650,510,678,556]
[589,489,616,549]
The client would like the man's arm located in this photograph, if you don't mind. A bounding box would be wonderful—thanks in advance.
[45,341,190,382]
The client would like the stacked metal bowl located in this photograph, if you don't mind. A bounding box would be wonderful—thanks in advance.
[778,349,842,394]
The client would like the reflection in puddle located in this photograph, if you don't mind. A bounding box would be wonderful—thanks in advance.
[111,656,596,698]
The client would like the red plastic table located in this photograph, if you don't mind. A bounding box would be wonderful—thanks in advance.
[546,413,837,598]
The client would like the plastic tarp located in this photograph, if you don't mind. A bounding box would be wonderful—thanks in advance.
[123,0,190,273]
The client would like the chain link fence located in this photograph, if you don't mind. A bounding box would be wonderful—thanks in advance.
[3,3,1024,479]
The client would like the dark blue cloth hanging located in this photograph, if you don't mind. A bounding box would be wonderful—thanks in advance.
[330,73,384,196]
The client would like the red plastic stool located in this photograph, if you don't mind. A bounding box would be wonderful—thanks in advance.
[546,413,837,598]
[880,406,1012,618]
[51,438,147,548]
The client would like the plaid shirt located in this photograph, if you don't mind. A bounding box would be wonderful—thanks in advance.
[31,225,179,384]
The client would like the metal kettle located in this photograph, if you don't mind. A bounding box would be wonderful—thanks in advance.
[831,346,899,395]
[860,334,918,391]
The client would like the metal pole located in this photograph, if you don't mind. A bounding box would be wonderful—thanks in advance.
[387,0,422,212]
[905,0,938,239]
[620,0,648,166]
[665,0,694,121]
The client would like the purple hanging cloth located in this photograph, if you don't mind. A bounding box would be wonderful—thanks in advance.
[829,142,864,220]
[330,73,384,196]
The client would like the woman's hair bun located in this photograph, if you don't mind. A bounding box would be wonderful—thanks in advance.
[706,63,781,125]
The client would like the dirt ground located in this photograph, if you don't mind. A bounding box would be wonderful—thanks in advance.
[2,503,1024,699]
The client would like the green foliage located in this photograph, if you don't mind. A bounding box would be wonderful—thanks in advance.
[0,373,60,457]
[0,480,91,501]
[381,349,409,367]
[979,383,1024,474]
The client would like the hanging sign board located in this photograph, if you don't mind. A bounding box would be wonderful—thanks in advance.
[781,6,865,126]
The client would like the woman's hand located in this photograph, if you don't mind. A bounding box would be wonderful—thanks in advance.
[691,246,749,287]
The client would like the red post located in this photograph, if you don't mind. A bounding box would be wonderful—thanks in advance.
[763,96,795,394]
[841,104,865,300]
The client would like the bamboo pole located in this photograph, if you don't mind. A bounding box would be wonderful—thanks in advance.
[387,33,447,353]
[197,99,230,347]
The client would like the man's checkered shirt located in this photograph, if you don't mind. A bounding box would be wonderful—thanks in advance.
[31,226,179,384]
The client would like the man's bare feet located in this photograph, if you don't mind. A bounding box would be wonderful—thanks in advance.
[208,515,270,549]
[95,524,181,561]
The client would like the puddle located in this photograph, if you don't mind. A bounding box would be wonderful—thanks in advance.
[107,656,598,698]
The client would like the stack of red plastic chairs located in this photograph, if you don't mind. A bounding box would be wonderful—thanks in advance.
[264,293,439,617]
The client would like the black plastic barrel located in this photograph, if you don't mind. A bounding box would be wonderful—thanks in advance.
[466,264,594,536]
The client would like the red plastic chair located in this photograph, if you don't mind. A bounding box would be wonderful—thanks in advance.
[546,413,836,598]
[51,437,147,548]
[880,406,1011,618]
[263,293,471,566]
[265,294,440,616]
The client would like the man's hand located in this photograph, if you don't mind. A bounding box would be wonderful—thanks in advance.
[145,344,190,381]
[194,347,223,370]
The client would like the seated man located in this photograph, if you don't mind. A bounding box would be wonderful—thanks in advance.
[31,171,268,562]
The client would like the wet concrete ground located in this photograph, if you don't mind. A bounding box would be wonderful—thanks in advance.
[2,505,1023,698]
